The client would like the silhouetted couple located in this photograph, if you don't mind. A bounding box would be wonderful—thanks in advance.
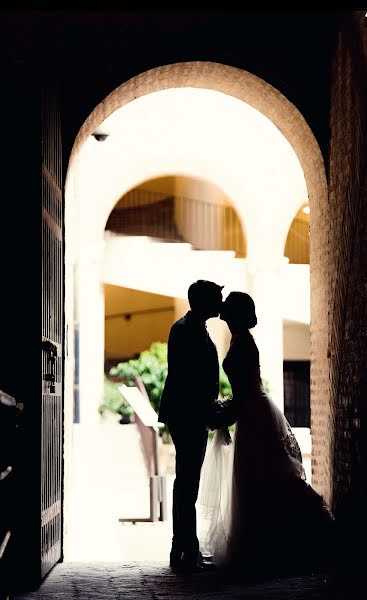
[158,280,335,577]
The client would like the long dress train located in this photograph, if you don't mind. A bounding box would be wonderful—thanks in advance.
[198,330,335,576]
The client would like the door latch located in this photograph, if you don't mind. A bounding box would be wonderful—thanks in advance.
[42,340,57,394]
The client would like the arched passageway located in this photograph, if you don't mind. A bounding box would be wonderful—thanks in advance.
[1,10,365,594]
[66,62,325,413]
[63,61,327,559]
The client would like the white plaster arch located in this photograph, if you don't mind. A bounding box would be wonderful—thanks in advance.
[70,87,310,261]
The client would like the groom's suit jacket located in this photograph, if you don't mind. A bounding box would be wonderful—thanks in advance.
[158,311,219,427]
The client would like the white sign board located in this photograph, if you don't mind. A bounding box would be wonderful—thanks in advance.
[118,384,160,428]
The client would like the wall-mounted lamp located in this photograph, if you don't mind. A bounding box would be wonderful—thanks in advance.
[92,129,110,142]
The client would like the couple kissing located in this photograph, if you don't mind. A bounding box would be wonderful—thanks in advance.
[158,280,335,578]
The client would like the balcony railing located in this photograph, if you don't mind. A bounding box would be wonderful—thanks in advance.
[106,188,310,264]
[106,188,246,257]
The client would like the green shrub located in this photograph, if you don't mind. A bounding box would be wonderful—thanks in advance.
[99,376,134,420]
[109,342,235,412]
[107,341,271,440]
[219,366,232,399]
[262,378,271,395]
[109,342,168,414]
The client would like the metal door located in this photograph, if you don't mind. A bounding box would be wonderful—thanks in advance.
[41,64,63,578]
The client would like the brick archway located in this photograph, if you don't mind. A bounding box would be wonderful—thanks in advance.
[66,60,329,500]
[68,61,327,211]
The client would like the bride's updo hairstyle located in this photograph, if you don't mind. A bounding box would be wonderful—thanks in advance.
[222,291,257,330]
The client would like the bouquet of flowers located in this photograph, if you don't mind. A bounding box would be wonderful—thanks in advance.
[207,396,234,445]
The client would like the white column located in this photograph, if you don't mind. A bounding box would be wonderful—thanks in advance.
[78,241,105,427]
[246,256,289,412]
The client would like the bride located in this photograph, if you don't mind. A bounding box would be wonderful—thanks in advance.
[198,291,335,577]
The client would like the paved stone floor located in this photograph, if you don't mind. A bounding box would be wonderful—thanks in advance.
[63,420,311,562]
[63,421,176,562]
[17,420,337,600]
[12,562,362,599]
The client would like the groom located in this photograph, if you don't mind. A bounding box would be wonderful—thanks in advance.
[158,280,224,573]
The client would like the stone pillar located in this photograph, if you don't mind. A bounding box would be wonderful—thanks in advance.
[246,256,289,412]
[78,241,105,427]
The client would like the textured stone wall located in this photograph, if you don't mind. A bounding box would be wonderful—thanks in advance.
[311,13,367,519]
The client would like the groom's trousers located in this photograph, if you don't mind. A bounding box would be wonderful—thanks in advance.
[168,421,208,562]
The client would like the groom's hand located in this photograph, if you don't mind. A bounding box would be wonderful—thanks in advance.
[206,406,226,430]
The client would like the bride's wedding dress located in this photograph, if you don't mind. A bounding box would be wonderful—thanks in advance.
[198,330,334,575]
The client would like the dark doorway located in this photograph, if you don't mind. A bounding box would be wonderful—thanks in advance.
[283,361,310,427]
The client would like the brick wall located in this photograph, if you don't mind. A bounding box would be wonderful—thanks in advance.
[311,13,367,523]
